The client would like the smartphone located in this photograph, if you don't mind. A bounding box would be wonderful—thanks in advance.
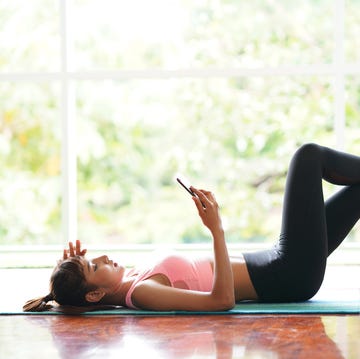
[176,177,195,197]
[177,176,207,208]
[177,176,206,208]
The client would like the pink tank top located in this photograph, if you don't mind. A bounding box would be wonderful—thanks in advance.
[125,254,213,309]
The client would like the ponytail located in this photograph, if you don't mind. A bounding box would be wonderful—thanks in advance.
[23,293,54,312]
[23,293,119,314]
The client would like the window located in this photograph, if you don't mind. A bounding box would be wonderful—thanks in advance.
[1,0,360,247]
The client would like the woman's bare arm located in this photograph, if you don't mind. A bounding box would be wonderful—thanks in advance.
[131,187,235,311]
[192,187,235,308]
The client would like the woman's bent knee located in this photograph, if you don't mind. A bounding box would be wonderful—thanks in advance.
[295,143,322,159]
[290,143,323,170]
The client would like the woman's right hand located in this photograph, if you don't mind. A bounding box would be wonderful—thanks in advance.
[63,239,87,260]
[191,187,223,235]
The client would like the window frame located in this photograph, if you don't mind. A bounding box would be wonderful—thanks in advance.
[0,0,359,246]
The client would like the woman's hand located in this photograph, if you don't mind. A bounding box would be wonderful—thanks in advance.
[63,239,87,260]
[191,187,223,235]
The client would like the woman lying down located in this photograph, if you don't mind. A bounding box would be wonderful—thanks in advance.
[24,144,360,312]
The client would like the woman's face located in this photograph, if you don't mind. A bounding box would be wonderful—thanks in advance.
[82,255,125,292]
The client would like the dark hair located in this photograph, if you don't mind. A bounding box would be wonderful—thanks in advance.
[23,256,96,312]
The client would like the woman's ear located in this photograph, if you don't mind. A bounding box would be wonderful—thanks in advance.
[85,289,106,303]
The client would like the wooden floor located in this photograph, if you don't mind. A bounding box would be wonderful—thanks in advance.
[0,265,359,358]
[0,314,359,358]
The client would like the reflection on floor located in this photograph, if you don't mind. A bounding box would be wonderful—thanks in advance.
[0,314,359,358]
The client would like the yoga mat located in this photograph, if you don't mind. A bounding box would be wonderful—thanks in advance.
[2,300,359,315]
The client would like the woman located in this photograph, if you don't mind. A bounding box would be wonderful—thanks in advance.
[24,143,360,312]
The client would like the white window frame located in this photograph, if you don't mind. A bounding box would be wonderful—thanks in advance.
[0,0,359,246]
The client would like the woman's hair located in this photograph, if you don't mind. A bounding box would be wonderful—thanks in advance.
[23,256,97,312]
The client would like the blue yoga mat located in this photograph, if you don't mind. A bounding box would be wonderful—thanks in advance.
[3,300,359,315]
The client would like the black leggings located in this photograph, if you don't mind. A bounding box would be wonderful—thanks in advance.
[243,143,360,302]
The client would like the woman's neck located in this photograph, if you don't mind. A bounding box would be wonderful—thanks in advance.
[101,277,134,307]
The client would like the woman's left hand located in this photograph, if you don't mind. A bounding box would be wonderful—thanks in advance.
[63,239,87,260]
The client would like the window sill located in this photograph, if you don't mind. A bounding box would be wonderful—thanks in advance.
[0,243,359,268]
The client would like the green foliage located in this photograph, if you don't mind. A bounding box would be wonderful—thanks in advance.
[75,76,335,244]
[0,83,61,244]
